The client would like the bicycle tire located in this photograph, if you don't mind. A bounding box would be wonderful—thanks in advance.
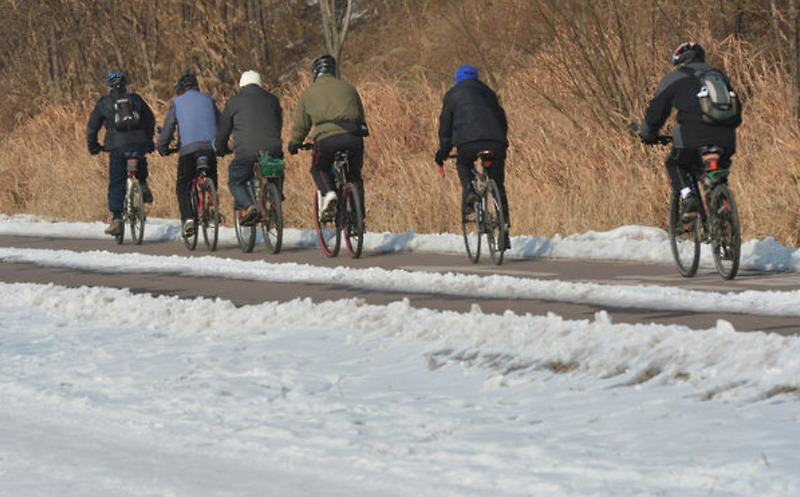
[128,181,146,245]
[709,184,741,280]
[461,194,481,264]
[201,180,220,251]
[342,183,364,259]
[668,191,700,277]
[183,189,198,251]
[262,182,283,254]
[234,207,256,253]
[314,191,341,257]
[484,179,507,265]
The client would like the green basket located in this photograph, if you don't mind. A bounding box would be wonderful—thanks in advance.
[260,155,286,177]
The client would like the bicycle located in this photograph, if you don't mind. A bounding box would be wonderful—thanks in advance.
[182,154,220,251]
[300,143,364,258]
[633,123,741,279]
[440,151,508,265]
[113,151,146,245]
[233,154,284,254]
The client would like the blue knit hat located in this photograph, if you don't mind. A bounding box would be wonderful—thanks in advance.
[455,65,479,84]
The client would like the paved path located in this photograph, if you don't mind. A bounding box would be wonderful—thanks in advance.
[1,234,799,335]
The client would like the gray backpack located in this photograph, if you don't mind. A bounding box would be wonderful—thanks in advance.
[685,67,739,126]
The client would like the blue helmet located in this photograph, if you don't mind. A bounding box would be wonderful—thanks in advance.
[106,71,128,92]
[455,65,479,84]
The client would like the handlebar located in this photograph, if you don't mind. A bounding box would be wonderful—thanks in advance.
[630,122,672,146]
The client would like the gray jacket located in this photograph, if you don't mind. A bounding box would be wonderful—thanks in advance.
[215,85,283,159]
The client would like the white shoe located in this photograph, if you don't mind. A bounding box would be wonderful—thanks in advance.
[321,191,338,213]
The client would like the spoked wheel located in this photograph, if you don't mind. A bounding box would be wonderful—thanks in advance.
[314,191,341,257]
[201,180,220,251]
[668,192,700,277]
[484,180,507,265]
[128,181,146,245]
[234,207,256,253]
[461,197,482,264]
[342,183,364,259]
[709,185,741,280]
[183,191,199,251]
[262,182,283,254]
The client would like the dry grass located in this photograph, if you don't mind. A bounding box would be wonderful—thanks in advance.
[3,1,800,247]
[3,59,800,247]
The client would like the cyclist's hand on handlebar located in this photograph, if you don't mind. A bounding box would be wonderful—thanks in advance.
[288,141,299,155]
[434,148,449,166]
[639,133,658,145]
[88,143,101,155]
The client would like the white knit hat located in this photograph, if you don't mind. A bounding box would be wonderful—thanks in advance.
[239,70,262,88]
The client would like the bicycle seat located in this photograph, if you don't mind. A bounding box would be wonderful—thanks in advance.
[698,145,724,156]
[334,150,351,162]
[197,155,210,171]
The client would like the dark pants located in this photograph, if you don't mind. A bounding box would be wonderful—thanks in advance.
[228,156,256,210]
[665,147,733,193]
[311,133,365,213]
[108,148,149,218]
[456,140,510,226]
[176,150,217,221]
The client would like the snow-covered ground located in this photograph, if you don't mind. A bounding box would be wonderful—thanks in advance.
[1,215,798,497]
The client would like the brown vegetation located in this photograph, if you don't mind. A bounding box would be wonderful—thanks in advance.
[2,0,800,246]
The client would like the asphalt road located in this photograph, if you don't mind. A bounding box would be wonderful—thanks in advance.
[1,234,799,335]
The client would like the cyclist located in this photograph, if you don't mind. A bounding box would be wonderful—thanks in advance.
[86,71,156,236]
[287,54,369,218]
[214,70,284,225]
[638,41,742,221]
[434,64,511,249]
[156,72,220,237]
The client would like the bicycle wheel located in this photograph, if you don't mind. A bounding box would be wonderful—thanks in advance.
[201,180,220,251]
[183,190,198,251]
[484,180,507,265]
[234,207,256,253]
[461,195,481,264]
[261,182,283,254]
[342,183,364,259]
[668,191,700,277]
[128,181,146,245]
[709,184,741,280]
[314,191,341,257]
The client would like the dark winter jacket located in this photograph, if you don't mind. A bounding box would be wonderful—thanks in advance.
[291,74,367,144]
[215,84,283,159]
[438,78,508,152]
[86,90,155,153]
[157,89,219,156]
[640,61,742,151]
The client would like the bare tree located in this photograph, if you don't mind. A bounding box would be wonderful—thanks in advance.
[318,0,354,73]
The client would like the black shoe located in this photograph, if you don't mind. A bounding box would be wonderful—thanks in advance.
[141,182,154,204]
[503,233,511,250]
[462,192,478,215]
[680,193,699,223]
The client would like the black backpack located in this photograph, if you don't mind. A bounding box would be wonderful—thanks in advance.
[112,95,142,131]
[684,66,739,126]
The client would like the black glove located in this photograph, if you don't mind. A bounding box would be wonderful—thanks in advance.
[288,141,299,155]
[88,143,101,155]
[215,146,228,157]
[639,133,657,145]
[434,149,449,166]
[147,142,155,154]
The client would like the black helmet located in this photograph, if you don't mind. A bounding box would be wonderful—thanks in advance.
[106,71,128,92]
[672,41,706,66]
[174,72,198,94]
[311,54,336,80]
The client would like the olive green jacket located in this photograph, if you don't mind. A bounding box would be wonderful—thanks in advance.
[291,74,367,144]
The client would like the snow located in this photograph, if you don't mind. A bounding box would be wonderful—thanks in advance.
[1,214,798,497]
